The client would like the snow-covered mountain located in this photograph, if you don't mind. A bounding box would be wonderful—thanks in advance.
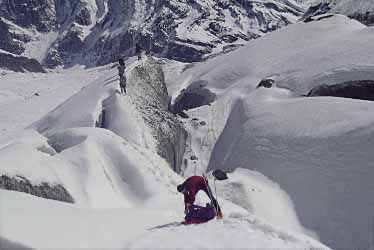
[302,0,374,26]
[1,1,374,250]
[0,0,305,67]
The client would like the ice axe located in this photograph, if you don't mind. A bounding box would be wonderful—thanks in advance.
[203,169,228,218]
[212,169,228,218]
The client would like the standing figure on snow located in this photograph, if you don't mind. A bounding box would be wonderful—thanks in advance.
[117,58,126,94]
[177,175,222,224]
[135,42,142,60]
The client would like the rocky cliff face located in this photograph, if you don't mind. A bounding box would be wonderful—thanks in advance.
[0,0,305,68]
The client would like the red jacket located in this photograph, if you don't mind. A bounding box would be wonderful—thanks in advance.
[183,176,209,206]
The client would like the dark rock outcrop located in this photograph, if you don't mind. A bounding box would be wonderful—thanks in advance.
[257,78,275,88]
[348,12,374,26]
[307,80,374,101]
[129,57,188,172]
[171,80,216,114]
[0,236,35,250]
[0,52,46,73]
[0,175,74,203]
[304,14,335,23]
[301,2,334,22]
[0,18,30,55]
[0,0,56,32]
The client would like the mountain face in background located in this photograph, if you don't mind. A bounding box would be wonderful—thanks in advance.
[302,0,374,26]
[0,0,305,67]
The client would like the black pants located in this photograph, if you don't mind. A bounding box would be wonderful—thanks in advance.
[119,76,126,94]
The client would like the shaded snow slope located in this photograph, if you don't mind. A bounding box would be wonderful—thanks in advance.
[167,15,374,250]
[208,88,374,249]
[215,168,313,236]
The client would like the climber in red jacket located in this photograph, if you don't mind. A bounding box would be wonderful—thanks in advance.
[177,175,222,218]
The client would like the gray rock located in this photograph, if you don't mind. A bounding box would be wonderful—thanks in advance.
[348,12,374,26]
[0,18,30,55]
[307,80,374,101]
[0,236,35,250]
[257,78,275,88]
[128,57,188,172]
[0,0,56,32]
[0,52,46,73]
[171,80,216,114]
[301,2,334,22]
[0,175,74,203]
[190,155,198,161]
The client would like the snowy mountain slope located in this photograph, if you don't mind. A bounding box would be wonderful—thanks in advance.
[0,66,102,144]
[0,58,330,249]
[0,0,305,68]
[166,14,374,250]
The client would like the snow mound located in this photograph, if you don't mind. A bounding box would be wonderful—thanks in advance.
[0,130,60,184]
[47,127,180,208]
[215,168,313,236]
[208,87,374,249]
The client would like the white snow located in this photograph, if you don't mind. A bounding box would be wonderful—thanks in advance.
[166,14,374,250]
[0,66,102,144]
[0,55,330,249]
[2,10,372,250]
[22,31,59,62]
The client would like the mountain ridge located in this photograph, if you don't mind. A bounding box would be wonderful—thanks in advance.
[0,0,305,68]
